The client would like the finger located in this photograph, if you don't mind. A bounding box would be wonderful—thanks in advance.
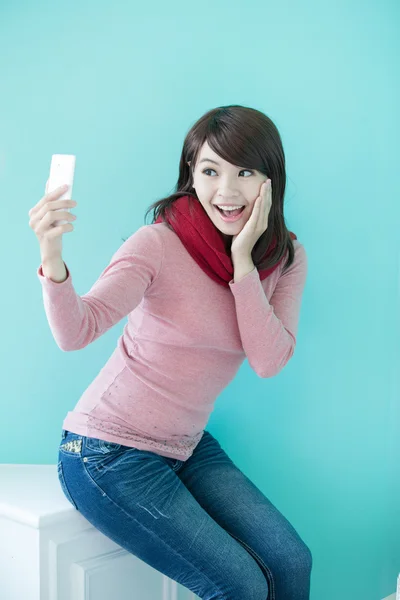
[265,180,272,202]
[45,183,69,203]
[30,183,68,217]
[260,181,268,203]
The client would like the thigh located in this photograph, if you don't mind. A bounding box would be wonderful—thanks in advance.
[178,430,313,600]
[58,430,269,600]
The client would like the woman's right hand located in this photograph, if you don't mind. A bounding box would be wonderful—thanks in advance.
[28,180,78,261]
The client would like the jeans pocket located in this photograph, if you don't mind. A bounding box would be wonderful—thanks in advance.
[57,460,78,509]
[84,436,122,455]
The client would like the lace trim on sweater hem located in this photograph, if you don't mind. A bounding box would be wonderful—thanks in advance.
[86,416,203,455]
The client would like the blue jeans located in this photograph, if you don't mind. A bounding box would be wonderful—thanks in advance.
[58,428,312,599]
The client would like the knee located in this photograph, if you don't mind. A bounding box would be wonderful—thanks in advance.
[290,540,313,574]
[302,543,313,570]
[271,537,313,580]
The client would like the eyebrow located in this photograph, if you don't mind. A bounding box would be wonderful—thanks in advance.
[199,158,220,165]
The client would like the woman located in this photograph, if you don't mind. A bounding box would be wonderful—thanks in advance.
[30,104,312,599]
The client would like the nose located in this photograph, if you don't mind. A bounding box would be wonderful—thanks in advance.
[216,179,242,196]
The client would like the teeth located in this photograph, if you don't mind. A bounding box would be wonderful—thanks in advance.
[217,205,244,211]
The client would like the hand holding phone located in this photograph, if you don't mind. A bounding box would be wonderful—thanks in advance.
[28,155,77,261]
[47,154,76,227]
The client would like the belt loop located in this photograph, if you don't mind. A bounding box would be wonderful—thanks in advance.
[61,429,67,439]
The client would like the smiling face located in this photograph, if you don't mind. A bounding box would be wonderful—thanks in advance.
[189,141,267,251]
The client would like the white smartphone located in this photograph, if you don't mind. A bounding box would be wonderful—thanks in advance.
[47,154,76,227]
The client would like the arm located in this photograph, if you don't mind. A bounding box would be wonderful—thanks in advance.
[37,225,163,351]
[229,243,308,378]
[42,256,68,282]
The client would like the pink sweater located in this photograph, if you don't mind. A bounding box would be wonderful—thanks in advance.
[37,222,308,461]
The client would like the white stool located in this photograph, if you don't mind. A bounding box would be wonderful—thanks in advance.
[0,464,197,600]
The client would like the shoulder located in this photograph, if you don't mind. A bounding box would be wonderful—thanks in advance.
[292,238,307,266]
[278,237,308,284]
[118,222,168,249]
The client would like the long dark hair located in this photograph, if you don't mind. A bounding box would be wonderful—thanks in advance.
[124,105,296,274]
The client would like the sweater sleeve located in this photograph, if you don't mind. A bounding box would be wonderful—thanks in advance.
[36,225,163,351]
[228,242,308,378]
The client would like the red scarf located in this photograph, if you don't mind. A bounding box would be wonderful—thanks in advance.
[155,194,297,288]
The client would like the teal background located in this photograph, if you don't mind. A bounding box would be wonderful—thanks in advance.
[1,1,399,599]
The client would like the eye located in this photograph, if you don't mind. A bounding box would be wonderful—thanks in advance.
[202,168,254,177]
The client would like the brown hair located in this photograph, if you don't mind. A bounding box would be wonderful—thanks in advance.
[125,105,296,273]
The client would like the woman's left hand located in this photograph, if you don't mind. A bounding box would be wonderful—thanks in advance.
[231,179,272,258]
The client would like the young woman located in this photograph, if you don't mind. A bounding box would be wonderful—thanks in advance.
[30,105,311,599]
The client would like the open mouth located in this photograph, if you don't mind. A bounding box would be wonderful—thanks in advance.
[215,205,245,221]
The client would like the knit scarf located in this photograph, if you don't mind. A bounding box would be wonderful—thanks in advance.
[155,194,297,288]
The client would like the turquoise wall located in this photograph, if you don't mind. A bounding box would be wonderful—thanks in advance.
[1,1,399,598]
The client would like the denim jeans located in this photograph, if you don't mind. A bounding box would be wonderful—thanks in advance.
[58,428,312,600]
